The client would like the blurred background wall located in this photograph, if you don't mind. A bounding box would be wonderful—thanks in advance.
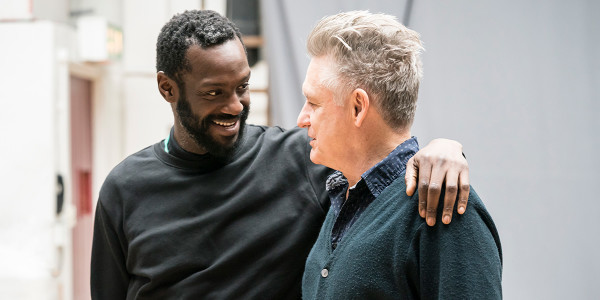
[263,1,600,299]
[0,0,597,299]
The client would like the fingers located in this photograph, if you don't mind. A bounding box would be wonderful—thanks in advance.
[425,167,445,226]
[405,156,418,196]
[417,160,433,220]
[457,168,470,214]
[441,171,459,224]
[411,138,470,226]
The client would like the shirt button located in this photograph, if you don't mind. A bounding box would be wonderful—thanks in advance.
[321,268,329,278]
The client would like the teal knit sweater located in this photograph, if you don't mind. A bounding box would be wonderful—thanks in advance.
[302,177,502,299]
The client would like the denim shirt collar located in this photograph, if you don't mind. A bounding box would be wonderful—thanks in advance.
[326,137,419,198]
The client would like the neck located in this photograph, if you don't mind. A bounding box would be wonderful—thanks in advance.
[341,129,411,187]
[173,122,208,155]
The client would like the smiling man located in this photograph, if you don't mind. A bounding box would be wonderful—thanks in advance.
[91,10,473,299]
[158,39,251,158]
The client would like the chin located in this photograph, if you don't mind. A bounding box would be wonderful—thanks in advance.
[215,133,239,147]
[205,130,245,159]
[309,151,324,166]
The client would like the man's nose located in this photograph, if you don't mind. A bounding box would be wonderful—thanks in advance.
[223,93,244,115]
[297,102,311,128]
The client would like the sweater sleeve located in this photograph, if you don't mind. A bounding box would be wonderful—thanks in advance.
[404,189,503,300]
[90,188,130,299]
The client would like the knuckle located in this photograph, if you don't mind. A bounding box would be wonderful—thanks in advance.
[428,183,441,192]
[443,206,453,212]
[426,207,436,214]
[446,184,458,194]
[437,155,449,165]
[419,181,430,190]
[460,183,470,192]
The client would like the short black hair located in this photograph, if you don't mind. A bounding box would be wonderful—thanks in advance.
[156,10,244,84]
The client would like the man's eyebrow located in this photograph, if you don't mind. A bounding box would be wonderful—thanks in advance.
[200,82,226,87]
[242,71,251,82]
[302,84,312,98]
[234,71,252,85]
[198,71,252,88]
[303,91,312,100]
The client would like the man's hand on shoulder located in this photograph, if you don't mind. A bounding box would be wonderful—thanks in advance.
[405,138,469,226]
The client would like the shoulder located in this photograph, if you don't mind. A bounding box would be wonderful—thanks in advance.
[105,144,157,181]
[244,124,309,145]
[379,181,500,252]
[412,186,502,260]
[99,143,161,204]
[416,186,498,235]
[240,125,311,161]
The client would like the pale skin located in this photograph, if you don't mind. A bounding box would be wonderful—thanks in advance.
[298,55,470,226]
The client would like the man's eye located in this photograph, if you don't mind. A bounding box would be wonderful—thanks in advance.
[206,90,219,96]
[239,83,250,90]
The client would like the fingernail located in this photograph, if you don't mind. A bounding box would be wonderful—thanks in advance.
[427,217,435,226]
[458,207,465,214]
[443,215,450,224]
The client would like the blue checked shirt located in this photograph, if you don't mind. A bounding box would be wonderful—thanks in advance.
[326,137,419,249]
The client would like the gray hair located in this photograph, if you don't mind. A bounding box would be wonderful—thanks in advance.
[307,10,424,130]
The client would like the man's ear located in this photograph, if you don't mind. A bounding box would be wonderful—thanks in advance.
[351,88,370,127]
[157,71,179,103]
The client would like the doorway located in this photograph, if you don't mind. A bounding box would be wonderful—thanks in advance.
[70,75,93,300]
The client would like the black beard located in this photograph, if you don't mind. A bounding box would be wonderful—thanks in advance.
[176,91,249,160]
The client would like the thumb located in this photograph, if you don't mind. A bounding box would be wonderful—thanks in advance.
[405,156,418,196]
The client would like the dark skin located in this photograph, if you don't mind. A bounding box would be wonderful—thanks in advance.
[157,39,251,155]
[157,37,469,225]
[405,140,470,226]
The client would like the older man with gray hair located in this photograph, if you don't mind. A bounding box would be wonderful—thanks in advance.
[299,11,502,299]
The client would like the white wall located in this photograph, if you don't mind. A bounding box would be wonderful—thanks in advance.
[0,14,123,300]
[0,21,70,300]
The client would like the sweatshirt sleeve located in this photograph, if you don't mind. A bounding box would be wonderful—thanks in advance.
[90,189,130,299]
[404,189,503,300]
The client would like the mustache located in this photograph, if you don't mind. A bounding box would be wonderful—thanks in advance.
[208,113,240,122]
[204,105,250,124]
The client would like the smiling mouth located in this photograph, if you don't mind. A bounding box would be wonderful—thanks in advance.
[213,120,237,127]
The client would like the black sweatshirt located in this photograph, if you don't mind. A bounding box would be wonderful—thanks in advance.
[91,125,331,299]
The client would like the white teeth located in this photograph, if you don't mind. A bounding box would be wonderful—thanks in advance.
[213,120,236,126]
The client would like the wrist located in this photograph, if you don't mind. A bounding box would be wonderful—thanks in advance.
[431,138,463,152]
